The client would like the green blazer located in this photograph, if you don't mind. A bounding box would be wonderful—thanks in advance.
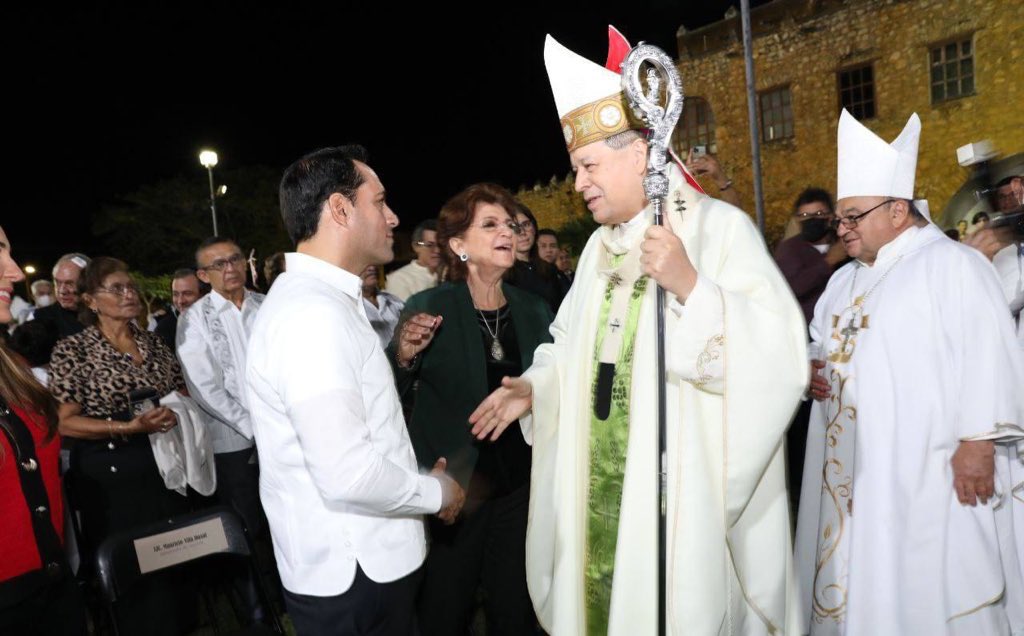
[388,281,554,488]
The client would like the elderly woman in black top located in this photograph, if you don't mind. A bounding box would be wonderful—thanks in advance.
[390,183,553,635]
[49,256,190,634]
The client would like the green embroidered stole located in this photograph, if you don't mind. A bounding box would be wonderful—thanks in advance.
[585,253,649,634]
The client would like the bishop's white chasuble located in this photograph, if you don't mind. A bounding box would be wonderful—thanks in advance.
[795,224,1024,635]
[522,164,809,635]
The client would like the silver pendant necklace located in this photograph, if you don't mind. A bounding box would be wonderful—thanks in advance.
[478,307,504,361]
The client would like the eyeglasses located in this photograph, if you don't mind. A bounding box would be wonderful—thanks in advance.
[794,208,829,219]
[474,220,522,234]
[831,199,894,230]
[96,283,140,297]
[54,279,78,291]
[200,253,246,272]
[415,241,440,250]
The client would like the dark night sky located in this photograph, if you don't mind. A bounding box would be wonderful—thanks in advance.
[6,3,758,270]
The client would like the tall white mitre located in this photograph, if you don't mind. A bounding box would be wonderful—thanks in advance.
[837,108,921,200]
[543,31,637,153]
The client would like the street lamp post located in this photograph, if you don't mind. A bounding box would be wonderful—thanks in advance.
[199,149,220,235]
[23,265,36,299]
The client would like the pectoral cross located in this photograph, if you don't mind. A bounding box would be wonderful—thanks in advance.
[674,192,687,214]
[829,311,870,363]
[609,318,622,333]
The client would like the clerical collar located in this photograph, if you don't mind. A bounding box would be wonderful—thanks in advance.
[813,243,830,255]
[619,209,647,231]
[859,225,919,268]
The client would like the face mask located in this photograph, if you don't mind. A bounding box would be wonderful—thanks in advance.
[800,218,831,243]
[34,294,53,307]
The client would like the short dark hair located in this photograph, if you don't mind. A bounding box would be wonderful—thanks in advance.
[77,257,131,326]
[437,183,520,282]
[279,145,369,245]
[171,267,210,296]
[194,236,240,268]
[793,187,835,216]
[412,219,437,245]
[537,229,559,242]
[971,211,990,225]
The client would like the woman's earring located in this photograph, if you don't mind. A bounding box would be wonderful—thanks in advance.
[459,253,469,262]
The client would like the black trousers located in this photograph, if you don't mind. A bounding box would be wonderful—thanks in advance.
[214,448,266,538]
[0,570,86,636]
[284,564,422,636]
[417,483,536,636]
[786,397,813,514]
[214,448,279,620]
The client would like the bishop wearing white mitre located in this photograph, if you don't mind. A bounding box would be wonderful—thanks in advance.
[794,110,1024,635]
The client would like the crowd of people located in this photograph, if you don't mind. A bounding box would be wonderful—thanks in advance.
[1,25,1022,636]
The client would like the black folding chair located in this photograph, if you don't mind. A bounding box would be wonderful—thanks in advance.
[94,506,284,635]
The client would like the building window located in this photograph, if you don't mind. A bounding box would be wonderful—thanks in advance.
[838,64,875,119]
[671,97,716,156]
[930,37,974,103]
[759,86,794,142]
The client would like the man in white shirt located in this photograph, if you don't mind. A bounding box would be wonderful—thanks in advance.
[178,238,265,531]
[384,219,440,301]
[177,238,270,622]
[247,145,464,635]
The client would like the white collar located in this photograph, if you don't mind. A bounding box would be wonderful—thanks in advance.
[209,288,248,311]
[285,252,362,300]
[407,260,432,274]
[860,224,919,267]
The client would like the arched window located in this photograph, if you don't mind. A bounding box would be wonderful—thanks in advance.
[671,97,716,156]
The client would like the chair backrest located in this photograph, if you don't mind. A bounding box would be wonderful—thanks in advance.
[95,505,251,604]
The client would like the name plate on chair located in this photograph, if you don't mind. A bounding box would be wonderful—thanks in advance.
[134,518,230,574]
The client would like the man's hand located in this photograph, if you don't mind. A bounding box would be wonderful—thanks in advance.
[685,149,726,186]
[964,228,1010,262]
[809,359,830,401]
[640,210,698,301]
[431,458,465,524]
[951,440,995,506]
[397,313,442,367]
[825,240,848,267]
[468,376,532,441]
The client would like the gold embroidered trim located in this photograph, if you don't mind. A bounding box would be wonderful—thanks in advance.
[947,587,1004,622]
[560,92,638,152]
[960,422,1024,441]
[811,369,856,625]
[694,334,725,390]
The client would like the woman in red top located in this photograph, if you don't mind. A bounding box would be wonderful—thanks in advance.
[0,226,86,635]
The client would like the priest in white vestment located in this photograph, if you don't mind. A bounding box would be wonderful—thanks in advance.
[470,28,808,635]
[794,110,1024,635]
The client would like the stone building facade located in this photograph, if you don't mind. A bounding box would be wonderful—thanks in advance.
[673,0,1022,243]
